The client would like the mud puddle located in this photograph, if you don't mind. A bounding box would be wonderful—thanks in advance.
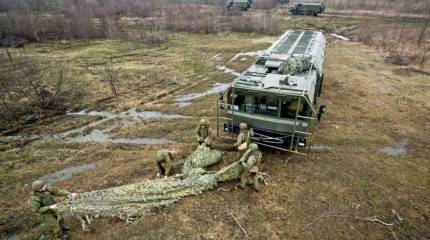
[175,83,229,107]
[65,128,176,145]
[68,108,188,120]
[40,161,103,185]
[6,109,183,147]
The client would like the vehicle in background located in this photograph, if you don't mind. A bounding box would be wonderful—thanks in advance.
[217,30,327,154]
[289,2,326,16]
[226,0,252,11]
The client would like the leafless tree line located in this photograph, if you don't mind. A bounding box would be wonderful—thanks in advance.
[325,0,430,15]
[356,18,429,67]
[0,0,284,47]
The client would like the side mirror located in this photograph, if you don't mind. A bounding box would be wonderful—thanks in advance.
[319,105,327,114]
[219,93,225,109]
[317,105,327,122]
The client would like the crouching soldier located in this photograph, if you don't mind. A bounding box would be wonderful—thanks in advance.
[155,149,176,178]
[28,180,77,239]
[196,118,213,147]
[234,122,254,151]
[239,143,262,192]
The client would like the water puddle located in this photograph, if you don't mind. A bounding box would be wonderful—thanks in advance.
[174,83,230,107]
[68,108,188,120]
[379,140,408,157]
[68,110,114,118]
[65,129,176,145]
[330,34,350,41]
[40,162,102,185]
[6,109,182,146]
[6,233,18,240]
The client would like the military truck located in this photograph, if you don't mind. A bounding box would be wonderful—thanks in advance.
[226,0,252,11]
[289,2,326,16]
[217,31,327,154]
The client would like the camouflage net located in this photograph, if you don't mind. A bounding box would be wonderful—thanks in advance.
[57,145,250,228]
[279,55,312,75]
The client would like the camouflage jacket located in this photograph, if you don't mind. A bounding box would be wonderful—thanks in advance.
[155,149,173,175]
[196,126,211,140]
[242,151,262,173]
[234,129,254,148]
[29,187,70,214]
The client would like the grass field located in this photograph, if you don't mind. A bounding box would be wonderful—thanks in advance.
[0,11,429,240]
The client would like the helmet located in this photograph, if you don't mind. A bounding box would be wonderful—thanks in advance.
[199,119,209,126]
[155,151,165,163]
[249,143,259,151]
[32,180,45,191]
[239,122,248,130]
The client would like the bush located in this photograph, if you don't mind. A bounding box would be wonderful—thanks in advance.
[0,51,86,128]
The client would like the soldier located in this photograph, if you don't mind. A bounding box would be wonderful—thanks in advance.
[155,149,175,178]
[234,122,254,150]
[239,143,263,192]
[196,118,213,147]
[28,180,76,239]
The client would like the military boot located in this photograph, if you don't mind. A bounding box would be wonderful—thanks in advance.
[60,232,69,240]
[253,178,260,192]
[239,176,247,189]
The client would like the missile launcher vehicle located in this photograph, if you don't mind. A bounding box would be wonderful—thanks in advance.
[217,30,327,154]
[289,2,326,16]
[226,0,252,11]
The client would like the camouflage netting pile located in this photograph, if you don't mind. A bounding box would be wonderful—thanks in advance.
[57,145,248,228]
[279,55,312,75]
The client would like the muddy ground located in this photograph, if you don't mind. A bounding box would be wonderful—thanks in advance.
[0,11,429,240]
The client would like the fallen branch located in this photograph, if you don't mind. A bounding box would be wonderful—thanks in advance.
[217,187,230,192]
[355,216,394,226]
[390,228,399,240]
[301,202,331,231]
[227,211,249,238]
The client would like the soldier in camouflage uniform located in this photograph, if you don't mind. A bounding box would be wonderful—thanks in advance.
[28,180,76,239]
[239,143,262,192]
[234,122,254,150]
[196,118,213,147]
[155,149,175,178]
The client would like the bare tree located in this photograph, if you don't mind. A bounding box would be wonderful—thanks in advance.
[102,60,120,96]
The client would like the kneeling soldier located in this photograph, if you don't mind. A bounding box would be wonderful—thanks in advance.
[28,180,76,239]
[234,122,254,151]
[240,143,262,192]
[196,118,213,147]
[155,149,175,178]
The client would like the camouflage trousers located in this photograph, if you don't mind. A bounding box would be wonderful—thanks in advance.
[38,211,64,236]
[240,171,260,191]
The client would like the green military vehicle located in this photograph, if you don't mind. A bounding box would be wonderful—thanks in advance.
[226,0,252,11]
[289,2,326,16]
[217,31,327,154]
